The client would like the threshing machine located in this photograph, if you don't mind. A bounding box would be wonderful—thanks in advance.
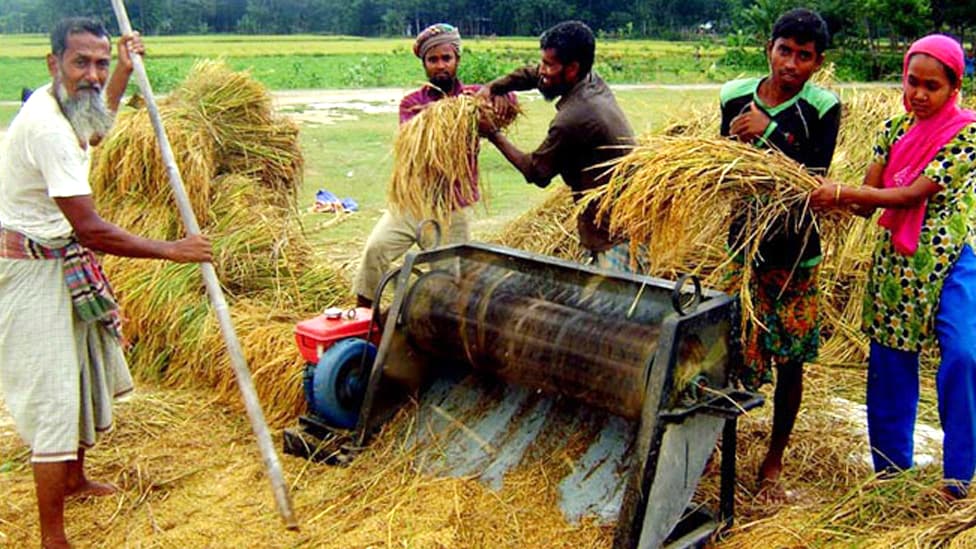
[284,242,762,548]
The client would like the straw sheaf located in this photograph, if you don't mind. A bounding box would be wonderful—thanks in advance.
[491,186,588,262]
[388,92,519,224]
[172,59,304,200]
[91,106,216,222]
[584,135,848,329]
[90,62,343,423]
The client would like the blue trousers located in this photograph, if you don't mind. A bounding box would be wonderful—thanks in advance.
[867,245,976,495]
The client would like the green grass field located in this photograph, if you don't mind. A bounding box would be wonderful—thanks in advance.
[0,33,745,99]
[0,33,722,58]
[0,105,19,127]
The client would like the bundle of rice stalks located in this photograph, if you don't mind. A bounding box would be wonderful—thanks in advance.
[811,61,838,89]
[91,59,304,210]
[89,63,344,422]
[659,104,721,138]
[587,135,849,326]
[831,87,902,183]
[91,105,216,221]
[817,217,879,366]
[99,179,343,423]
[171,59,304,198]
[388,92,518,225]
[491,186,588,262]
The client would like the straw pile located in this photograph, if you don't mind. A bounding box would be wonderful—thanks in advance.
[585,135,848,327]
[492,186,588,262]
[815,87,901,367]
[89,60,344,424]
[388,92,518,225]
[0,385,612,547]
[710,368,974,548]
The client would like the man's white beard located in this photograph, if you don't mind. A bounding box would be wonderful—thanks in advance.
[54,77,114,144]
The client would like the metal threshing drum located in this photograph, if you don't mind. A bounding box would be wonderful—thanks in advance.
[341,243,761,549]
[402,267,658,419]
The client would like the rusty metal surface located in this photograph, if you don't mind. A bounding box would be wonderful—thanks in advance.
[350,243,744,547]
[407,374,638,524]
[402,267,658,419]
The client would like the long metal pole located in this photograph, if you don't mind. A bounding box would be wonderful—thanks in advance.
[109,0,298,530]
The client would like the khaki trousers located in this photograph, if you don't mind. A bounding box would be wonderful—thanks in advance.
[352,208,471,302]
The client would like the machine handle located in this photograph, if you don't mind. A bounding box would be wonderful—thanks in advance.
[415,219,443,250]
[671,274,702,316]
[659,388,764,423]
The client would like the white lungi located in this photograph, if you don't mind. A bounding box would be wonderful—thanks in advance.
[0,257,132,463]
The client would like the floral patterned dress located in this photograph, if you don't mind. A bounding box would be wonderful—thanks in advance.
[862,114,976,351]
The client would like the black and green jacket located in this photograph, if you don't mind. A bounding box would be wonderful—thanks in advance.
[720,77,841,270]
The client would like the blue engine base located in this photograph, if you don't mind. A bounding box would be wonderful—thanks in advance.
[302,338,376,429]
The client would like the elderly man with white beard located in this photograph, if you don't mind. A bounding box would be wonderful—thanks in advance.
[0,17,212,548]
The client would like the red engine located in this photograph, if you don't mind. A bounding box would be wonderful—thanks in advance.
[294,307,375,364]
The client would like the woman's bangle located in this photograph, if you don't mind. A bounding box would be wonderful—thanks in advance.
[834,185,842,205]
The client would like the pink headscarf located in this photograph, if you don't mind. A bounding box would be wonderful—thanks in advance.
[878,34,976,255]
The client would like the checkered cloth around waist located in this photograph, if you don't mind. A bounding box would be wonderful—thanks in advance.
[0,225,123,341]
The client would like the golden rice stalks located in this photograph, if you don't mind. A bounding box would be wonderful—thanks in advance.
[814,88,901,366]
[91,106,216,221]
[92,59,303,212]
[658,103,721,138]
[811,61,838,89]
[100,175,344,422]
[0,386,612,547]
[89,61,344,422]
[817,216,880,366]
[492,186,588,262]
[171,59,305,198]
[598,137,841,262]
[388,93,518,224]
[585,136,851,330]
[831,87,903,183]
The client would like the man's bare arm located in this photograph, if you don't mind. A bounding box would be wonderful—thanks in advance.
[105,33,144,113]
[55,195,211,263]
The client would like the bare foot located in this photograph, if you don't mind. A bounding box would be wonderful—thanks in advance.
[66,479,118,499]
[756,458,795,504]
[758,455,782,484]
[756,476,791,504]
[41,534,71,549]
[939,484,968,503]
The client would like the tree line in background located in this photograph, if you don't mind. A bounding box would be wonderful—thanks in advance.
[1,0,975,49]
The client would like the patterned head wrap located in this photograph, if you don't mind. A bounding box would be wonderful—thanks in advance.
[414,23,461,60]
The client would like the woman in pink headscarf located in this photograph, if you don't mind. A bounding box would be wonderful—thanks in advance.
[812,34,976,500]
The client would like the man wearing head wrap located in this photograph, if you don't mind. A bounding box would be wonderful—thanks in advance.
[352,23,515,309]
